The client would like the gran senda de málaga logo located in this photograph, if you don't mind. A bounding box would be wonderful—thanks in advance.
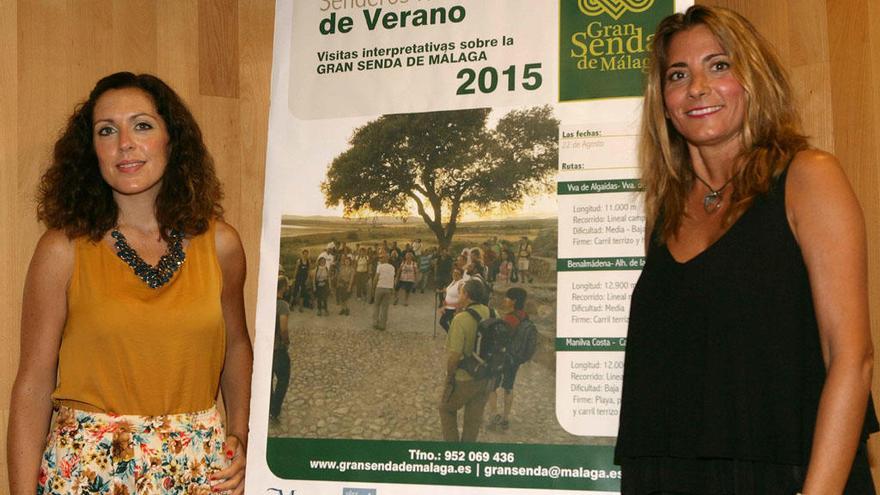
[560,0,670,101]
[578,0,655,21]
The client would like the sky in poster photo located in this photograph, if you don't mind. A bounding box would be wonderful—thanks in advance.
[274,106,559,220]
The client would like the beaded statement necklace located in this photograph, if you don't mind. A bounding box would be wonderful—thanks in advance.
[111,228,186,289]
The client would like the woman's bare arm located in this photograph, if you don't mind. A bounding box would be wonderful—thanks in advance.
[787,150,873,494]
[211,221,253,495]
[7,230,73,494]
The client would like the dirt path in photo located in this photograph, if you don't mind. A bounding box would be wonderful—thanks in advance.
[268,288,610,446]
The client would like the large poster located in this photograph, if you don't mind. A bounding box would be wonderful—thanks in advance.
[248,1,690,494]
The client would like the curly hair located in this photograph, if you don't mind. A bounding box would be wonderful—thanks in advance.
[37,72,224,241]
[640,6,808,241]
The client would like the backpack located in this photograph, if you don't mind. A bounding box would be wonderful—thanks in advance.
[457,308,510,380]
[508,315,538,365]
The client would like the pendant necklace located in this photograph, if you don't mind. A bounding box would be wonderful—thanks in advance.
[111,228,186,289]
[692,170,738,214]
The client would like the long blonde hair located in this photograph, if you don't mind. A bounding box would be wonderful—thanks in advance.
[640,6,808,241]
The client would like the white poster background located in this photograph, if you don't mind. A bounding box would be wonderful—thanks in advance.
[248,1,691,493]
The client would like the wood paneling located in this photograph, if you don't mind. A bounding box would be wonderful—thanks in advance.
[237,0,275,331]
[0,0,273,490]
[112,0,158,74]
[199,0,240,98]
[788,0,834,152]
[0,0,17,486]
[157,0,201,101]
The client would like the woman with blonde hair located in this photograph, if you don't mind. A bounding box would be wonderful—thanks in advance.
[615,6,875,494]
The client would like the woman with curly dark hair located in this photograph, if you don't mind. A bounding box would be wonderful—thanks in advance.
[7,72,253,495]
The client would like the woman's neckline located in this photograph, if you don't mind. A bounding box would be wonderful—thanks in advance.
[664,202,754,265]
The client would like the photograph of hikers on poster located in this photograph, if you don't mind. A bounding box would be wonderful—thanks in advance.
[268,106,606,446]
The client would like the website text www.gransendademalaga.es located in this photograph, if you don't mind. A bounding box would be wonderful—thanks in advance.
[308,458,621,481]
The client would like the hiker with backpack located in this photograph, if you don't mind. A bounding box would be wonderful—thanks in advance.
[439,279,493,442]
[486,287,537,432]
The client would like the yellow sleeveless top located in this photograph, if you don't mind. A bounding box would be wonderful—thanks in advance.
[52,222,226,415]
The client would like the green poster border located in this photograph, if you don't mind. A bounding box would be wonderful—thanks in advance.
[267,438,620,491]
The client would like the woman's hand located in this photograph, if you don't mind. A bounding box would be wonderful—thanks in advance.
[210,435,247,494]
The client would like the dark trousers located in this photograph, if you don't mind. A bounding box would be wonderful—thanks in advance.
[291,276,307,306]
[270,348,291,418]
[355,272,369,299]
[315,284,329,311]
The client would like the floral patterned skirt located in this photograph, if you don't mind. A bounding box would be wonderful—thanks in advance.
[38,404,228,495]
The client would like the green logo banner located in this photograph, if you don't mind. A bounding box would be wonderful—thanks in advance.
[559,0,674,100]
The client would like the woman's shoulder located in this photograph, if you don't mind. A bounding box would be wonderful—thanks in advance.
[34,229,77,260]
[785,149,843,185]
[212,219,243,253]
[784,149,863,241]
[785,149,852,198]
[28,229,77,285]
[212,219,246,274]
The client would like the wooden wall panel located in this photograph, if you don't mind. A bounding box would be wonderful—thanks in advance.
[788,0,834,152]
[199,0,240,98]
[237,0,275,332]
[112,0,158,74]
[0,0,17,487]
[156,0,201,100]
[70,2,114,85]
[0,0,273,490]
[202,95,244,226]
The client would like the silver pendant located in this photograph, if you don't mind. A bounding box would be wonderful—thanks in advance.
[703,191,723,213]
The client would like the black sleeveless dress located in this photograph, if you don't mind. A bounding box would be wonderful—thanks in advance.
[614,170,877,494]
